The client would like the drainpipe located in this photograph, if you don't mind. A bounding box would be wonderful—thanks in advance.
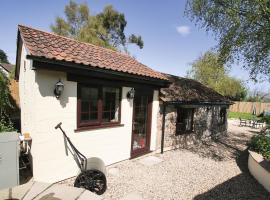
[161,102,167,154]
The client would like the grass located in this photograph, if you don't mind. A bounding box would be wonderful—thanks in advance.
[228,112,260,120]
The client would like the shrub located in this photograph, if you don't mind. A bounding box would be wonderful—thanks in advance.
[249,134,270,160]
[0,118,14,132]
[262,115,270,126]
[0,70,15,132]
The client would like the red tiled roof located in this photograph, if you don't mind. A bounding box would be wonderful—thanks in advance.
[18,25,167,80]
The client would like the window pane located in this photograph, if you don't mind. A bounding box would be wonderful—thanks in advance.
[177,108,193,132]
[81,113,89,121]
[185,109,193,130]
[80,86,98,122]
[81,101,89,112]
[219,108,226,124]
[102,87,120,122]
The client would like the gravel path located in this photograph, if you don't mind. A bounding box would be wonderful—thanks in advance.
[61,120,270,199]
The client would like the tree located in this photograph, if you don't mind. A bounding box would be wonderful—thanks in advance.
[186,0,270,81]
[0,70,14,132]
[246,88,270,102]
[187,51,247,100]
[51,1,143,50]
[0,49,9,64]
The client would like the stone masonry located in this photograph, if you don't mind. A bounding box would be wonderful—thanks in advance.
[156,104,228,150]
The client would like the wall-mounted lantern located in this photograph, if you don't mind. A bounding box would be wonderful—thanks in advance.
[54,79,64,99]
[127,88,135,100]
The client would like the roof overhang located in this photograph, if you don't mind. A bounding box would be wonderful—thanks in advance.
[28,55,170,88]
[161,100,233,106]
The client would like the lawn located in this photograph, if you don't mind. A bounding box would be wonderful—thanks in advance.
[228,111,259,120]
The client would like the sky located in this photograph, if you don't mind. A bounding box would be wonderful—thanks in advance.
[0,0,269,92]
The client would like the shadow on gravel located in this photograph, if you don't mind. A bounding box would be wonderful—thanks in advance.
[177,122,259,161]
[190,132,270,199]
[193,149,270,200]
[193,173,270,200]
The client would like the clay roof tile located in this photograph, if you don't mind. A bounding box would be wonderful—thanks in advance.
[18,25,167,80]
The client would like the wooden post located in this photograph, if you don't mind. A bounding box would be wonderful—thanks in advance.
[161,103,166,154]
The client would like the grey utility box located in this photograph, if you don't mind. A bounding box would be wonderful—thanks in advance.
[0,132,20,189]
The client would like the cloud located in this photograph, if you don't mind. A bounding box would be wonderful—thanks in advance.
[176,26,191,36]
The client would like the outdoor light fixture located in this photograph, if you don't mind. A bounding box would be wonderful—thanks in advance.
[54,79,64,99]
[127,88,135,100]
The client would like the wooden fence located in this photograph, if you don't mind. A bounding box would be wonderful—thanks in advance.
[9,80,20,107]
[229,101,270,114]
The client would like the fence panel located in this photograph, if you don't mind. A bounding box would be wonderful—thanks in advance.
[229,101,270,114]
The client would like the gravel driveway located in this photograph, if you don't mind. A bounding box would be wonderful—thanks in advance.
[62,120,270,199]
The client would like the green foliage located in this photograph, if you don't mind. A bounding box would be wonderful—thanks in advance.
[0,49,9,64]
[186,0,270,81]
[8,66,16,80]
[0,70,14,132]
[246,88,270,102]
[129,34,144,49]
[187,51,247,100]
[0,118,14,132]
[228,112,259,120]
[250,134,270,160]
[51,1,143,50]
[262,115,270,125]
[51,17,70,36]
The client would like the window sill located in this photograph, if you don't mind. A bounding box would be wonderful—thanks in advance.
[218,123,225,126]
[75,123,124,132]
[175,130,194,135]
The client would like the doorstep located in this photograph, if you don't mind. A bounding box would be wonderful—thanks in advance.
[0,180,102,200]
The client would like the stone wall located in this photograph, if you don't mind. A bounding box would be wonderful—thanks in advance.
[156,104,228,150]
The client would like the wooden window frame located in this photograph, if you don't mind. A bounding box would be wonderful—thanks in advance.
[218,107,226,125]
[77,83,122,131]
[176,107,194,135]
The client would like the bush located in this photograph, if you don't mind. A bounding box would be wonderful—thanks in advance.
[262,115,270,125]
[0,118,14,132]
[0,70,15,133]
[249,134,270,160]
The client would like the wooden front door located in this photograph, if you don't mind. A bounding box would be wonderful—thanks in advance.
[131,89,153,157]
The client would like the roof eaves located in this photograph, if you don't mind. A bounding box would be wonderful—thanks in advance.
[28,55,170,86]
[162,100,233,105]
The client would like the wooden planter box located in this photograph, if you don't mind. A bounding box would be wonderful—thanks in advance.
[248,150,270,193]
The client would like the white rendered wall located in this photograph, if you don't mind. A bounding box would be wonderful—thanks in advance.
[248,151,270,192]
[19,46,159,183]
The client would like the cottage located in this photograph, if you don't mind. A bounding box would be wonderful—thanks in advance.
[15,25,231,184]
[15,25,169,183]
[157,74,232,152]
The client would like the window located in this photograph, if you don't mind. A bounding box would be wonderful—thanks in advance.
[176,108,194,134]
[102,87,120,123]
[78,84,121,129]
[219,107,226,125]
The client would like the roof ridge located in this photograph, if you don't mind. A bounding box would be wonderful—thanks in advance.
[17,24,168,81]
[18,24,133,59]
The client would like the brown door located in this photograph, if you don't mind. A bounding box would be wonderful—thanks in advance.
[131,89,153,158]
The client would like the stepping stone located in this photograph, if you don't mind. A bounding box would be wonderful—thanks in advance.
[35,184,85,200]
[0,180,34,200]
[78,190,103,200]
[23,182,52,200]
[120,192,143,200]
[10,180,34,199]
[108,167,120,176]
[138,156,163,166]
[0,188,9,200]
